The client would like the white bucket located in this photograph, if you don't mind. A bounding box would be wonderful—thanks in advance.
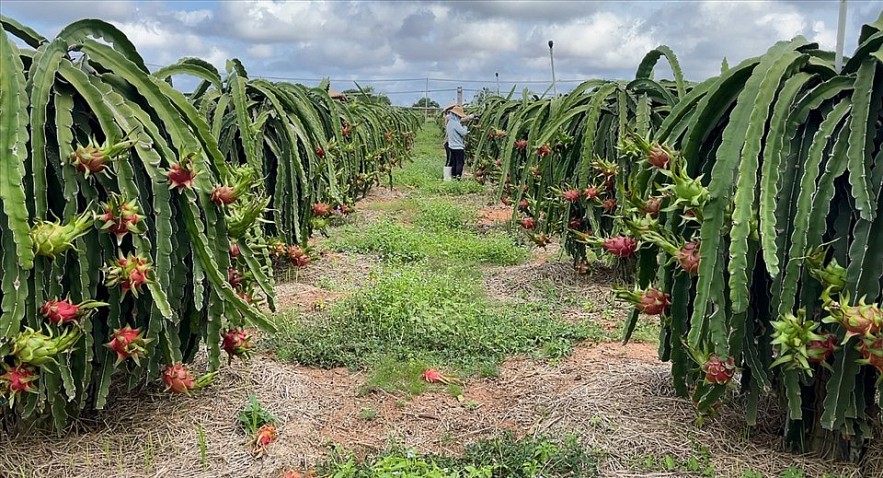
[443,166,453,181]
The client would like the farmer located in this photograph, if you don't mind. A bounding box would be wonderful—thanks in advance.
[444,104,474,180]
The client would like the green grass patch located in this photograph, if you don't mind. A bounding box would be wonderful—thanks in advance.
[267,264,602,386]
[322,431,596,477]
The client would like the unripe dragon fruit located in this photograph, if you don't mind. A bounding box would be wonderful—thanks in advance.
[703,355,736,385]
[221,327,253,363]
[312,202,331,217]
[165,157,197,190]
[562,189,581,203]
[68,136,136,177]
[105,325,151,366]
[11,326,81,366]
[584,186,600,200]
[30,211,93,258]
[97,195,144,242]
[592,157,617,178]
[536,144,551,157]
[603,236,637,257]
[0,364,38,406]
[647,145,670,169]
[677,241,701,276]
[807,334,837,364]
[211,186,237,206]
[514,139,528,151]
[520,217,536,230]
[602,198,617,213]
[103,253,152,297]
[229,243,241,259]
[40,298,107,326]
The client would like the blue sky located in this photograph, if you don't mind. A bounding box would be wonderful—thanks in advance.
[3,1,882,106]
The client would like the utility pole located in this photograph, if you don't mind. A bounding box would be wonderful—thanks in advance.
[424,77,429,122]
[495,72,500,96]
[548,40,557,95]
[457,86,463,105]
[835,0,848,71]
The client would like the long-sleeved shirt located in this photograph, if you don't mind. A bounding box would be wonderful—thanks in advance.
[446,112,468,150]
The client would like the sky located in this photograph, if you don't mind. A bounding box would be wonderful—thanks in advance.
[3,0,882,106]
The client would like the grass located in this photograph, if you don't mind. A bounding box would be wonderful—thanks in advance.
[322,431,597,477]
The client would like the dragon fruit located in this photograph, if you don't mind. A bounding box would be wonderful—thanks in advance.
[228,267,244,288]
[807,334,837,364]
[858,335,883,373]
[823,294,883,342]
[11,326,81,366]
[312,202,331,217]
[603,236,637,257]
[103,253,152,297]
[229,243,241,259]
[501,196,512,206]
[569,217,583,230]
[583,186,600,200]
[161,363,217,395]
[316,146,325,158]
[602,198,617,213]
[211,186,237,206]
[30,211,93,258]
[641,197,662,218]
[616,287,671,316]
[97,195,144,241]
[286,246,311,267]
[592,157,617,178]
[68,135,136,177]
[342,123,351,137]
[520,217,536,230]
[221,327,253,363]
[105,325,151,366]
[536,144,551,157]
[165,156,197,190]
[40,298,107,326]
[514,139,528,151]
[703,355,736,385]
[421,368,457,385]
[250,423,278,456]
[677,241,701,275]
[647,145,670,169]
[518,199,530,211]
[0,364,38,406]
[562,189,581,203]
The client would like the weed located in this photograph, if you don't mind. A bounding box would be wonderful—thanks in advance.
[359,408,378,421]
[237,395,277,435]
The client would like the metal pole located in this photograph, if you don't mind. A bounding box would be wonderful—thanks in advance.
[424,77,429,122]
[495,72,500,96]
[834,0,848,71]
[548,40,557,95]
[457,86,463,105]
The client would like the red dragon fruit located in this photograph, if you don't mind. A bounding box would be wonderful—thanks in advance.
[703,355,737,385]
[514,139,528,151]
[602,198,617,213]
[677,241,701,276]
[316,146,325,158]
[569,217,583,230]
[501,196,512,206]
[518,199,530,211]
[105,325,150,365]
[807,334,837,364]
[520,217,536,230]
[537,144,552,158]
[40,298,106,326]
[161,363,215,394]
[211,185,237,206]
[68,136,136,177]
[0,364,38,406]
[421,368,457,384]
[221,327,253,363]
[641,197,662,218]
[229,243,241,259]
[603,236,638,257]
[312,202,331,218]
[287,246,311,267]
[615,287,671,316]
[166,157,197,190]
[228,267,244,288]
[859,336,883,373]
[648,145,670,169]
[584,186,600,200]
[103,253,152,297]
[562,189,581,203]
[250,423,278,456]
[824,295,883,341]
[97,195,144,241]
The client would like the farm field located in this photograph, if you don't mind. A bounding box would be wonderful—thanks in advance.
[1,124,877,478]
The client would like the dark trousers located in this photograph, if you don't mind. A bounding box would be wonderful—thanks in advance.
[444,142,451,167]
[449,148,465,179]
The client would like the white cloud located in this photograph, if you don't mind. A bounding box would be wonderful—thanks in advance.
[173,9,213,27]
[811,20,837,50]
[247,44,275,59]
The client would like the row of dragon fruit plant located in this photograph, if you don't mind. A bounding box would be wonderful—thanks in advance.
[467,12,883,460]
[0,17,418,432]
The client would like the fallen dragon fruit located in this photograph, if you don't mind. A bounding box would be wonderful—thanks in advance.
[421,368,458,385]
[161,363,217,395]
[250,423,278,456]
